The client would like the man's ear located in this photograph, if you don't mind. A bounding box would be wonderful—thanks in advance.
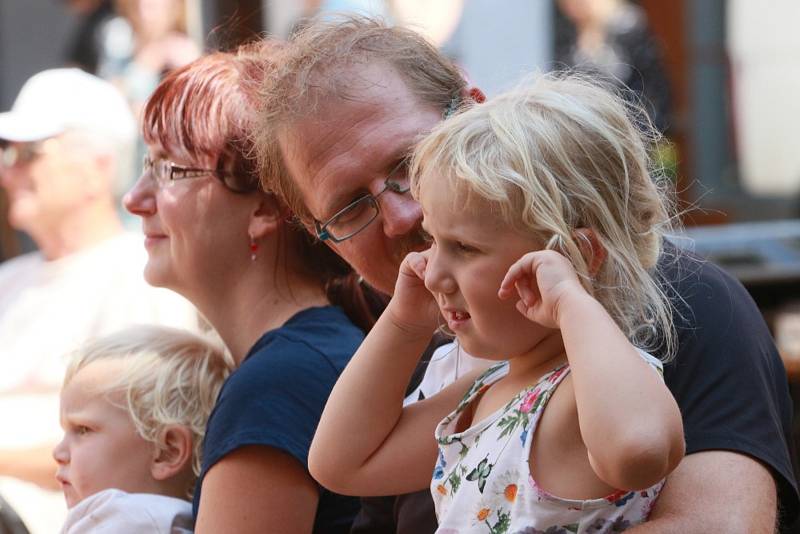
[151,425,193,481]
[248,192,285,240]
[573,228,607,276]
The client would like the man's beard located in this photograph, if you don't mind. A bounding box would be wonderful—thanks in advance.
[391,225,430,266]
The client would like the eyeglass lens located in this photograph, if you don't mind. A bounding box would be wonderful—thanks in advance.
[0,143,41,169]
[321,160,411,241]
[142,155,174,185]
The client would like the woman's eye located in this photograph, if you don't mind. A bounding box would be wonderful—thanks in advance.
[420,229,434,243]
[75,426,91,436]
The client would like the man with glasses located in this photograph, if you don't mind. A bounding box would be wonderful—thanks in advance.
[0,68,197,534]
[257,16,798,534]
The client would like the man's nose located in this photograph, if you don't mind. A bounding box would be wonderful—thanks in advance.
[379,193,422,239]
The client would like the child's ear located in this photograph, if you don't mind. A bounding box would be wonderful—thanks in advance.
[151,425,193,481]
[573,228,607,276]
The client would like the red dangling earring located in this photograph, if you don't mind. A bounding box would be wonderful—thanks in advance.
[249,236,258,261]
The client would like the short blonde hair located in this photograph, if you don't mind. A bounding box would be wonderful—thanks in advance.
[64,325,233,492]
[411,72,676,358]
[255,14,467,224]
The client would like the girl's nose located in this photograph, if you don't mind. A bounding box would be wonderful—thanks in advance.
[424,250,457,295]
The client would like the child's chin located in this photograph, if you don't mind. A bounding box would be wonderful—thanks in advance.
[62,489,79,509]
[457,337,503,361]
[64,495,78,509]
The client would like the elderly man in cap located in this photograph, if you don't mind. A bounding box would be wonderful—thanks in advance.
[0,68,197,534]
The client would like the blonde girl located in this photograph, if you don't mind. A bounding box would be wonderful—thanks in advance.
[309,73,685,533]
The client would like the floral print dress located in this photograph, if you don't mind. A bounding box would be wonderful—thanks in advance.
[431,354,665,534]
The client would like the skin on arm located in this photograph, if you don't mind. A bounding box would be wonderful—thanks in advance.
[0,445,60,490]
[499,249,685,491]
[194,446,320,534]
[625,451,778,534]
[309,251,478,496]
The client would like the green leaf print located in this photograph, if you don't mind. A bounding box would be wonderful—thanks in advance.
[564,524,579,533]
[530,392,548,414]
[497,413,524,439]
[489,511,511,534]
[447,470,462,493]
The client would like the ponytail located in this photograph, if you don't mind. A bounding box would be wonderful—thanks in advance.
[324,272,388,333]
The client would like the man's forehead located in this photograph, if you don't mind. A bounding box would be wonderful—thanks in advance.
[278,136,369,220]
[277,102,380,215]
[280,94,382,169]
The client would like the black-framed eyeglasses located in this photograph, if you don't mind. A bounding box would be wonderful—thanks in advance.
[142,154,257,194]
[0,141,44,170]
[314,159,412,243]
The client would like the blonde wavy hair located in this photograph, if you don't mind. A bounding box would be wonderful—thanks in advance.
[64,325,233,496]
[410,72,677,358]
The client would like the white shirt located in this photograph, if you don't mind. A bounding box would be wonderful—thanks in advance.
[404,340,492,406]
[60,489,193,534]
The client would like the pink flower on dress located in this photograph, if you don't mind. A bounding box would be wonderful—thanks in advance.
[548,366,568,383]
[520,390,540,413]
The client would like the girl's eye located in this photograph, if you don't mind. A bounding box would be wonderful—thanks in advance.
[75,426,91,436]
[420,229,434,244]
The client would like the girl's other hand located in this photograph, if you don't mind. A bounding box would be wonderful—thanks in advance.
[498,249,589,328]
[386,249,441,336]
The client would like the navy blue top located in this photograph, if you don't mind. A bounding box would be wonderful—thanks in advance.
[193,306,364,533]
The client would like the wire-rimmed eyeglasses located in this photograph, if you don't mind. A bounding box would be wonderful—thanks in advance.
[142,154,258,194]
[314,159,412,243]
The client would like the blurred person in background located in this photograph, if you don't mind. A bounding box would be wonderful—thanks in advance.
[63,0,115,74]
[555,0,672,135]
[99,0,200,117]
[0,68,198,534]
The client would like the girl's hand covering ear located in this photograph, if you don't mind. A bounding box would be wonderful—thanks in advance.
[498,249,589,328]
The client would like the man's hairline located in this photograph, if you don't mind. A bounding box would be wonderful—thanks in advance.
[275,82,442,224]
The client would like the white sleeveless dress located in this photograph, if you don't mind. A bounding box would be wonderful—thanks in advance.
[431,356,665,534]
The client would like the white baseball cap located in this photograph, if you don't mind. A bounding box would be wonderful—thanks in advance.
[0,68,136,144]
